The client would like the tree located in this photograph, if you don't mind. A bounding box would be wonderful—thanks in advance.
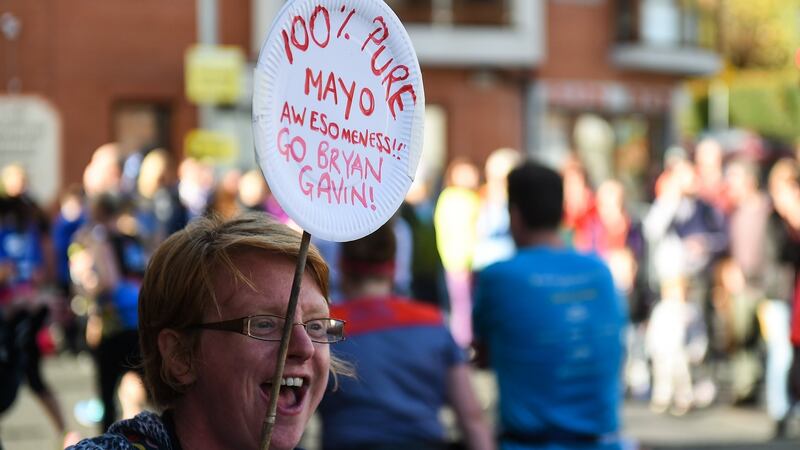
[716,0,800,70]
[683,0,800,141]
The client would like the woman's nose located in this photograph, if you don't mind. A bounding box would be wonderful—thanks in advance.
[286,322,315,361]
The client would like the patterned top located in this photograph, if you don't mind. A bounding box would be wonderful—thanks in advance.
[67,411,177,450]
[68,410,307,450]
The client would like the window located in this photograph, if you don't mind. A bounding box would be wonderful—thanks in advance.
[385,0,511,26]
[541,110,658,204]
[615,0,717,49]
[254,0,543,66]
[112,101,171,154]
[384,0,433,24]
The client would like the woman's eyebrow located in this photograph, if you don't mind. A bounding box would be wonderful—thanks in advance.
[303,303,331,318]
[253,307,330,317]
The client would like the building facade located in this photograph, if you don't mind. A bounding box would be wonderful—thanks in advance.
[0,0,252,203]
[0,0,720,204]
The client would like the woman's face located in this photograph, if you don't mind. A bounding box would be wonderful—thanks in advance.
[188,251,330,450]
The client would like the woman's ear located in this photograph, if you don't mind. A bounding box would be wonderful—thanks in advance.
[158,329,196,385]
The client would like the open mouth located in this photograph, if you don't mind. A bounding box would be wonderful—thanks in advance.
[260,376,309,415]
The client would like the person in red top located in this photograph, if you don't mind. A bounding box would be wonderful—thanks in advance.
[319,222,494,450]
[766,158,800,436]
[561,155,599,252]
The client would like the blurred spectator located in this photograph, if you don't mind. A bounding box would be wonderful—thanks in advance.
[239,168,295,226]
[435,158,481,348]
[725,158,770,290]
[711,258,761,404]
[694,138,732,214]
[319,223,494,450]
[70,194,147,431]
[473,161,627,449]
[177,157,214,219]
[646,273,707,416]
[52,184,87,354]
[399,178,448,310]
[472,148,521,272]
[83,143,123,199]
[264,183,293,225]
[205,168,241,220]
[645,149,728,406]
[0,164,51,293]
[764,158,800,437]
[0,163,74,442]
[644,149,727,324]
[594,180,642,259]
[718,158,771,403]
[562,154,599,252]
[588,178,649,324]
[134,149,187,252]
[237,169,269,213]
[120,145,153,196]
[593,180,651,402]
[595,179,647,319]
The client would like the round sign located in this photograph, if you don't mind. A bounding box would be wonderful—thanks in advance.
[253,0,425,242]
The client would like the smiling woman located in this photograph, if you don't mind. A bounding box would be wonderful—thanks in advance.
[67,212,348,450]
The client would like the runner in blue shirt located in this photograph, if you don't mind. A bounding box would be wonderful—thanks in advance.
[473,161,627,450]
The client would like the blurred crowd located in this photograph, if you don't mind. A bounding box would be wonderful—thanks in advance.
[1,133,800,443]
[556,136,800,437]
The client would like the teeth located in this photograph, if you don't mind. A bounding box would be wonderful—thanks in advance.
[279,377,303,387]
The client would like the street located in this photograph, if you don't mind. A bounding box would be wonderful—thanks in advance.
[1,354,798,449]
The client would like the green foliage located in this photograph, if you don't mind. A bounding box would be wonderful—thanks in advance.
[683,95,709,137]
[728,76,800,140]
[682,0,800,140]
[720,0,800,69]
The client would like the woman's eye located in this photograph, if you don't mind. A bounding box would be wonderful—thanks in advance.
[254,319,278,330]
[307,321,325,333]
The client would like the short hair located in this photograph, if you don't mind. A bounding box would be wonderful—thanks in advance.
[507,160,563,231]
[340,222,396,283]
[138,212,331,408]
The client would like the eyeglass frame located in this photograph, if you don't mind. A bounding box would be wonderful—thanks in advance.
[187,314,346,344]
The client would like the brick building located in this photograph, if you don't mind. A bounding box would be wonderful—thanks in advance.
[1,0,720,204]
[0,0,251,203]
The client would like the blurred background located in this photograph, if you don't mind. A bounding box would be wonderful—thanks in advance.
[1,0,800,448]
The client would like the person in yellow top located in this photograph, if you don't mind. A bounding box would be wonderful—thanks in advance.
[434,158,481,348]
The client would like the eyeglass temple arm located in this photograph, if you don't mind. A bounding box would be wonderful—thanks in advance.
[191,318,245,333]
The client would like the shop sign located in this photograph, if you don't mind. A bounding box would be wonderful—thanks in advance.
[184,128,238,163]
[185,45,245,104]
[0,95,60,203]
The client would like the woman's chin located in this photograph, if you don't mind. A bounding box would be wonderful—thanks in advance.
[267,428,304,450]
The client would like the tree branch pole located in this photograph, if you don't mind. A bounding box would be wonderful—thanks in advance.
[259,230,312,450]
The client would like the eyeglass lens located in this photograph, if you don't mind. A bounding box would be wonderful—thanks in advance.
[248,316,344,343]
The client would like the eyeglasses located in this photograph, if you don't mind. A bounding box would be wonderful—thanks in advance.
[188,315,346,344]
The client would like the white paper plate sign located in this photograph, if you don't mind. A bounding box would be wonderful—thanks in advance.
[254,0,425,242]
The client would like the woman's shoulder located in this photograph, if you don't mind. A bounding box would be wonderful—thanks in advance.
[67,433,136,450]
[68,411,174,450]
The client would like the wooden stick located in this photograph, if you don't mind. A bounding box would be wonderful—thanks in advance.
[259,230,312,450]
